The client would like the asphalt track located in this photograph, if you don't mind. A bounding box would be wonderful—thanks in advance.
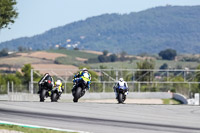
[0,101,200,133]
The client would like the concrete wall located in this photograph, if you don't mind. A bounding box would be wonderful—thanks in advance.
[173,93,188,104]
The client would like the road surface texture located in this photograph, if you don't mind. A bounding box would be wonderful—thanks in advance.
[0,101,200,133]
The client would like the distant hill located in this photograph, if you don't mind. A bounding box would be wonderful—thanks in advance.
[1,5,200,54]
[0,49,98,73]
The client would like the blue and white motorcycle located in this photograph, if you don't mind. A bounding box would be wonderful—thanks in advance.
[115,86,128,103]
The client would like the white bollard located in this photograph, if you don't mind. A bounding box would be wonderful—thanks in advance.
[194,93,199,105]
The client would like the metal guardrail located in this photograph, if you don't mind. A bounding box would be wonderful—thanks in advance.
[27,69,200,97]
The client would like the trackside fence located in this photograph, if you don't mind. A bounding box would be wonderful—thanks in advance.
[1,69,200,98]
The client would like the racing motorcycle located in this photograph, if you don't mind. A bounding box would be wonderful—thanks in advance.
[116,86,128,103]
[72,77,89,102]
[51,85,63,102]
[38,74,53,102]
[38,80,53,102]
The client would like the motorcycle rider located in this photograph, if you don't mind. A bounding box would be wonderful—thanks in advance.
[50,79,64,96]
[38,73,54,94]
[113,78,129,98]
[72,68,91,90]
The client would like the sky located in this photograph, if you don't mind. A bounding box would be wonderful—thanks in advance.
[1,0,200,43]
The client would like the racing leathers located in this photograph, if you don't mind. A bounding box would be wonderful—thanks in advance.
[38,73,54,94]
[73,70,91,90]
[49,80,64,96]
[113,79,129,98]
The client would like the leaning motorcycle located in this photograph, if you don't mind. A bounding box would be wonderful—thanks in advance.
[38,79,53,102]
[116,86,128,103]
[72,75,89,102]
[51,86,63,102]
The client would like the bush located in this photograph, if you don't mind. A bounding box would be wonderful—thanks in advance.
[160,63,168,69]
[0,48,8,57]
[159,49,177,60]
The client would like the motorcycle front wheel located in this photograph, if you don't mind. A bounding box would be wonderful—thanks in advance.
[118,93,124,103]
[51,93,58,102]
[40,89,46,102]
[73,87,82,103]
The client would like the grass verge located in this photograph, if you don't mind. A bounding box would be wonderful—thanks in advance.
[162,99,181,104]
[0,124,76,133]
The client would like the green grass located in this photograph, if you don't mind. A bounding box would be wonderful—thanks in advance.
[162,99,181,104]
[0,124,76,133]
[88,61,138,69]
[55,56,84,66]
[88,60,199,69]
[47,49,199,69]
[155,60,199,69]
[48,49,98,59]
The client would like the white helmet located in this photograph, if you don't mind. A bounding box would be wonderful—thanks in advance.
[119,78,124,82]
[55,80,62,86]
[82,68,88,72]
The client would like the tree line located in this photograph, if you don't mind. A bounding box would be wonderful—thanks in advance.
[87,48,177,64]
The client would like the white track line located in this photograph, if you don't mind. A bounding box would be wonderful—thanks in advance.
[0,120,90,133]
